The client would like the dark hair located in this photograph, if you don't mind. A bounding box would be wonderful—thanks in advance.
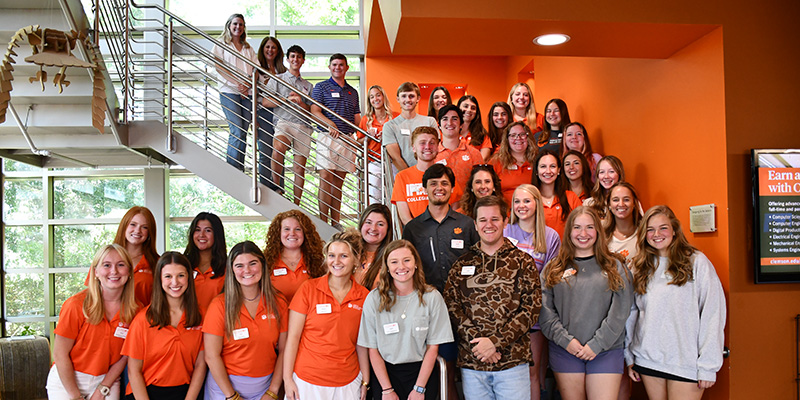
[532,149,573,221]
[422,164,455,187]
[376,240,432,311]
[329,53,347,63]
[562,122,597,170]
[257,37,287,74]
[285,44,306,58]
[224,241,282,336]
[605,182,643,238]
[147,252,202,329]
[457,95,487,148]
[184,212,227,279]
[538,98,571,147]
[473,195,508,221]
[427,86,452,118]
[561,150,593,200]
[460,165,503,219]
[487,102,512,151]
[358,204,394,288]
[438,104,463,125]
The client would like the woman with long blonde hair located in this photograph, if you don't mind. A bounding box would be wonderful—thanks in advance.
[47,244,138,400]
[358,240,453,399]
[540,206,632,400]
[358,85,399,204]
[626,206,726,399]
[507,82,543,133]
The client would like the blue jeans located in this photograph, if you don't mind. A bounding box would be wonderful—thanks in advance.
[220,92,252,171]
[461,363,531,400]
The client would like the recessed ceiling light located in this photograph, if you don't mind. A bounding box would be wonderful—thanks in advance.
[533,34,570,46]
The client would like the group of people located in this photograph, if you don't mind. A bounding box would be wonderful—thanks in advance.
[44,11,725,400]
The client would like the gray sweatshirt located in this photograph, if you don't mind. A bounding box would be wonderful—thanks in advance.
[540,256,633,354]
[624,252,726,382]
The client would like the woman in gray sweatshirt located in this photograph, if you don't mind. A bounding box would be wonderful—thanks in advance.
[625,205,726,399]
[540,206,633,400]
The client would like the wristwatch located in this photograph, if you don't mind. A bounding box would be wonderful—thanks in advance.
[413,385,426,394]
[97,384,111,397]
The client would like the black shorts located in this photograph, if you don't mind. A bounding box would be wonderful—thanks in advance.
[633,364,697,383]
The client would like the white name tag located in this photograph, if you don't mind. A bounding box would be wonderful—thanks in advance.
[331,92,340,98]
[508,237,520,246]
[273,268,288,276]
[383,322,400,335]
[316,303,332,314]
[114,327,128,339]
[451,239,464,249]
[232,328,249,340]
[400,128,411,136]
[461,265,476,275]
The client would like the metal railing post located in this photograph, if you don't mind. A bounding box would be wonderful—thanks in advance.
[362,139,369,212]
[251,71,261,204]
[166,18,175,153]
[437,356,448,400]
[123,0,130,123]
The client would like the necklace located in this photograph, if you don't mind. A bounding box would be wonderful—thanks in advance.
[244,291,261,302]
[282,254,301,268]
[400,294,412,319]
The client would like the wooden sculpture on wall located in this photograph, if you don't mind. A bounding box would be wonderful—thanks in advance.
[0,25,108,133]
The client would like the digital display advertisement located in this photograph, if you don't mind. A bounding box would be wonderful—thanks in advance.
[752,149,800,283]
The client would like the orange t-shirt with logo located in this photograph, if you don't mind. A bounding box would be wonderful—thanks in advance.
[270,257,310,304]
[488,158,534,207]
[436,138,484,203]
[121,307,204,394]
[202,294,288,377]
[391,166,428,218]
[289,275,369,386]
[54,290,132,376]
[194,267,225,316]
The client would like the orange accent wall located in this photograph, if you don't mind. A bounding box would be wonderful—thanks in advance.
[534,28,729,397]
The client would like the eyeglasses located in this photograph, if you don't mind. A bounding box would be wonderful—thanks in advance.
[508,133,527,139]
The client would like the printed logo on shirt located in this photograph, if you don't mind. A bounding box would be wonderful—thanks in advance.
[454,227,462,234]
[462,154,470,161]
[347,303,363,311]
[186,326,203,331]
[406,183,426,197]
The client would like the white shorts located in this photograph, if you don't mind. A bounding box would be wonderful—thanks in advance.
[316,134,357,173]
[287,372,362,400]
[46,364,121,400]
[275,120,313,158]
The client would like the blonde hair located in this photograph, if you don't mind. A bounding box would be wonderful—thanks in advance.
[510,184,548,254]
[84,244,138,325]
[507,83,538,131]
[364,85,394,127]
[218,14,251,49]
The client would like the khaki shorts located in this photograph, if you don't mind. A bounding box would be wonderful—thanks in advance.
[315,133,357,173]
[275,119,313,158]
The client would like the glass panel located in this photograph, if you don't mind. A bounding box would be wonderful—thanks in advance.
[302,55,361,72]
[54,273,91,315]
[4,226,44,270]
[3,179,43,221]
[53,224,118,268]
[168,221,269,253]
[169,175,260,217]
[4,273,45,317]
[277,0,359,26]
[2,159,41,172]
[54,177,144,219]
[5,321,46,337]
[167,0,270,27]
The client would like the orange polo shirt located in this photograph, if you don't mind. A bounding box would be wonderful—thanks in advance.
[194,267,225,316]
[133,257,154,307]
[289,275,369,386]
[121,307,204,394]
[358,112,399,161]
[488,158,534,207]
[436,138,484,204]
[543,190,583,239]
[270,257,309,303]
[464,134,492,154]
[203,294,288,378]
[54,290,131,376]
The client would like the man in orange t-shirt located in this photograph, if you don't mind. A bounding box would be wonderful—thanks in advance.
[436,105,484,208]
[391,126,445,226]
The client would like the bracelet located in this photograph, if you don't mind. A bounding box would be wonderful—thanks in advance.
[265,390,279,400]
[225,392,241,400]
[361,380,369,387]
[381,387,395,395]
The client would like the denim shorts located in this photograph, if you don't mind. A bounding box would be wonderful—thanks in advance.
[548,341,624,374]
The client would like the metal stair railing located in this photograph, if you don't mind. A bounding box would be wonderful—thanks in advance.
[90,0,381,228]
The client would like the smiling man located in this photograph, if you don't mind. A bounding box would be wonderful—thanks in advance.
[391,126,443,226]
[444,195,542,400]
[382,82,439,171]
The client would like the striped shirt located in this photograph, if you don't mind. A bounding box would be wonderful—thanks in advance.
[311,78,360,133]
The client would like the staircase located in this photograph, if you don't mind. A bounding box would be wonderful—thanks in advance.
[0,0,380,238]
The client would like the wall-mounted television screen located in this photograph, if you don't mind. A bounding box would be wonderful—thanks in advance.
[752,149,800,283]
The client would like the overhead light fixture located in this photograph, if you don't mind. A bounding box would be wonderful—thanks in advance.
[533,34,570,46]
